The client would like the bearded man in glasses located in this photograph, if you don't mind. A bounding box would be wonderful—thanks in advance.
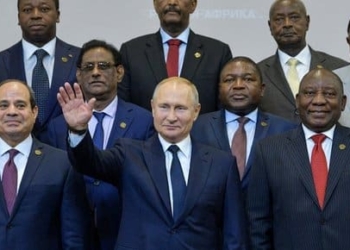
[47,39,155,250]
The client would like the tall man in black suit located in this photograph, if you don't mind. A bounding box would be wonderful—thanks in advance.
[192,57,297,194]
[248,68,350,250]
[58,77,247,250]
[258,0,348,122]
[48,39,155,250]
[118,0,232,114]
[0,79,89,249]
[0,0,80,142]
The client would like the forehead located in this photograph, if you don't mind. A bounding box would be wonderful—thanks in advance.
[156,82,193,103]
[301,72,342,90]
[82,47,113,62]
[19,0,56,6]
[270,0,304,15]
[221,61,258,77]
[0,82,30,101]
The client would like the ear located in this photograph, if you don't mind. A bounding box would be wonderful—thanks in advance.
[56,10,60,23]
[341,95,347,111]
[76,69,82,82]
[305,15,310,31]
[268,20,273,35]
[260,83,266,97]
[346,36,350,46]
[32,105,39,120]
[115,65,125,83]
[151,99,156,117]
[193,103,201,121]
[190,0,197,14]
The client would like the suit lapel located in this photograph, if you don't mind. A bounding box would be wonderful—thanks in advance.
[265,53,295,105]
[144,32,168,84]
[288,127,320,207]
[11,140,44,217]
[210,110,231,151]
[181,30,203,80]
[106,99,133,148]
[175,142,212,225]
[143,136,172,218]
[8,41,27,81]
[323,126,350,208]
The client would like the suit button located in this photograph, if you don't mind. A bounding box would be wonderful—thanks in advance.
[93,180,100,185]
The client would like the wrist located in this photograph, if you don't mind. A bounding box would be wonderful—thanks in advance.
[69,126,87,135]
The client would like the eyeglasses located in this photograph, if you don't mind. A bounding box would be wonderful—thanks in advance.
[79,61,116,72]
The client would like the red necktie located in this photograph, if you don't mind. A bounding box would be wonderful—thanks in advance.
[231,117,249,180]
[311,134,328,208]
[2,149,19,214]
[166,39,181,77]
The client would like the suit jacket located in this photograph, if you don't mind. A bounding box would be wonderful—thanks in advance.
[118,30,232,114]
[248,125,350,250]
[258,47,349,122]
[0,38,80,142]
[47,99,155,250]
[0,138,89,250]
[191,109,297,193]
[333,65,350,127]
[68,134,247,250]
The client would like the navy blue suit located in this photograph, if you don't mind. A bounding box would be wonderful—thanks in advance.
[191,110,297,192]
[68,133,247,250]
[0,138,89,249]
[48,99,155,250]
[248,125,350,250]
[0,38,80,142]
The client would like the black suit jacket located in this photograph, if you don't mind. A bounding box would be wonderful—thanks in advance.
[0,38,80,142]
[68,134,247,250]
[258,47,349,122]
[0,138,89,249]
[248,125,350,250]
[118,30,232,114]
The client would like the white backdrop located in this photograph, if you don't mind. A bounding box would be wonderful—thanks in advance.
[1,0,349,62]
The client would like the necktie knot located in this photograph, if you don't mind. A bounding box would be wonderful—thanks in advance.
[7,149,19,160]
[93,112,106,123]
[237,116,249,126]
[311,134,326,145]
[34,49,48,61]
[168,145,180,154]
[287,58,299,67]
[167,39,181,47]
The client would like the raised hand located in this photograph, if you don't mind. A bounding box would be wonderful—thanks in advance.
[57,82,95,131]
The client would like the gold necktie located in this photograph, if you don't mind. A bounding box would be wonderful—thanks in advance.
[286,58,300,98]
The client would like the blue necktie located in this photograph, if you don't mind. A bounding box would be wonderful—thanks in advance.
[168,145,186,220]
[32,49,49,123]
[93,112,106,149]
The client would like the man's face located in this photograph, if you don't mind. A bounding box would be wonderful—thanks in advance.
[268,0,309,49]
[151,79,200,143]
[0,81,38,147]
[219,60,264,116]
[296,70,346,133]
[153,0,197,33]
[77,47,124,103]
[18,0,60,46]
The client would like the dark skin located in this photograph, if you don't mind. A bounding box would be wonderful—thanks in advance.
[153,0,197,37]
[219,60,265,116]
[296,69,347,133]
[268,0,310,57]
[18,0,60,47]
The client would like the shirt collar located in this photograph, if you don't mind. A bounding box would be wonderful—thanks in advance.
[93,95,118,119]
[278,44,311,66]
[302,124,335,141]
[158,134,191,158]
[160,27,190,45]
[0,135,33,158]
[225,108,258,124]
[22,37,57,60]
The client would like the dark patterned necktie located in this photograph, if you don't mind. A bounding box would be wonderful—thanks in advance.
[166,39,182,77]
[2,149,19,214]
[93,112,106,149]
[168,145,186,220]
[231,117,249,180]
[32,49,49,123]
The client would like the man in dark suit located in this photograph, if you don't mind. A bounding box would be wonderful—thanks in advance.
[0,0,80,142]
[58,77,247,249]
[0,79,89,249]
[48,40,155,250]
[248,68,349,250]
[192,57,297,193]
[118,0,232,114]
[258,0,349,122]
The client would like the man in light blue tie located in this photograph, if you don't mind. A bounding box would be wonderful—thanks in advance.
[47,39,155,250]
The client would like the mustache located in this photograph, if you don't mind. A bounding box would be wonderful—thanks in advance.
[164,5,181,14]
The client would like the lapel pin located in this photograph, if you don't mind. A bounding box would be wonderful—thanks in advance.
[35,149,42,156]
[194,52,201,58]
[68,54,73,58]
[260,121,268,127]
[120,122,127,129]
[339,144,346,150]
[61,57,68,63]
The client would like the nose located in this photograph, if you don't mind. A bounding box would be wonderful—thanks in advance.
[312,92,327,104]
[283,17,292,27]
[91,65,101,77]
[31,8,42,19]
[232,78,245,89]
[166,108,177,122]
[7,104,18,115]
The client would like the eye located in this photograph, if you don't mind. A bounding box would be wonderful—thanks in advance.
[223,77,234,84]
[97,62,111,70]
[22,7,32,14]
[80,63,95,72]
[323,91,336,97]
[40,7,50,13]
[303,90,315,97]
[0,103,8,109]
